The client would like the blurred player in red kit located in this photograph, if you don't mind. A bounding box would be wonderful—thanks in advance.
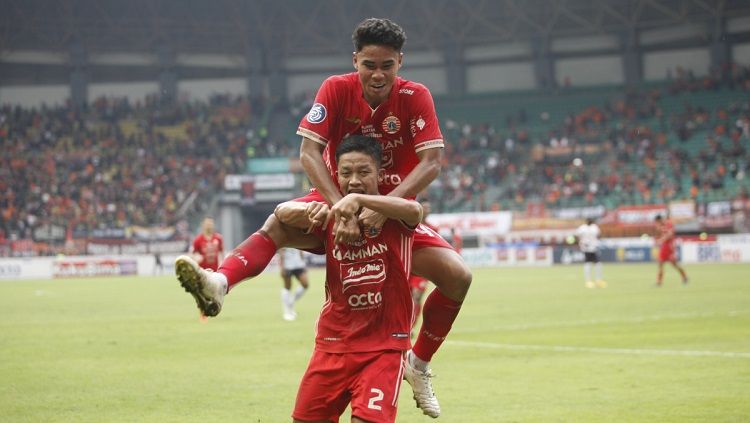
[654,214,688,286]
[190,217,224,271]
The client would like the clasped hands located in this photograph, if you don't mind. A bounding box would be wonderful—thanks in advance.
[304,195,387,244]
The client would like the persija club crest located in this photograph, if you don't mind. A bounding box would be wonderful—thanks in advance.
[382,115,401,134]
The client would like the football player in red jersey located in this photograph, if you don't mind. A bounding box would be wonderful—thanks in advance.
[654,215,689,286]
[275,135,422,423]
[189,217,224,271]
[175,19,469,417]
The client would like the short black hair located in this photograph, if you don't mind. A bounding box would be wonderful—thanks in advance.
[655,214,663,222]
[336,135,382,168]
[352,18,406,52]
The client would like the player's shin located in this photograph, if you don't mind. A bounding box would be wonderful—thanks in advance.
[412,289,462,363]
[218,232,277,291]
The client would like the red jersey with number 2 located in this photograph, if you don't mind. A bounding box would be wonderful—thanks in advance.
[297,73,444,197]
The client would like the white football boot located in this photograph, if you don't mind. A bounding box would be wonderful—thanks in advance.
[403,350,441,418]
[175,255,227,317]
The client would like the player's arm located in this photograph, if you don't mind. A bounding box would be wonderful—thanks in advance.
[387,147,442,199]
[300,138,343,205]
[359,147,441,230]
[330,194,423,227]
[274,201,330,230]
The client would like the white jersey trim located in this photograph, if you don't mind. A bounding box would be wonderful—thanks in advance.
[414,139,444,153]
[297,127,328,146]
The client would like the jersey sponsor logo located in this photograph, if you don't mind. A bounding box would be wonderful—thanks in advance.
[378,170,402,186]
[306,103,327,124]
[347,291,383,308]
[361,124,382,138]
[399,88,414,95]
[333,243,387,262]
[382,137,403,150]
[410,116,426,137]
[382,115,401,134]
[340,259,386,292]
[381,150,394,169]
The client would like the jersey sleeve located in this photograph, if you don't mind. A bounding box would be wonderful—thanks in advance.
[297,77,339,147]
[191,236,200,253]
[408,86,444,153]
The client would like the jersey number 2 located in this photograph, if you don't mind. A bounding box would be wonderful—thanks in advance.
[368,388,384,410]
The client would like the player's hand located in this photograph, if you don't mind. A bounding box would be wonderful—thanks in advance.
[358,207,386,237]
[332,218,362,244]
[327,195,363,244]
[304,201,329,233]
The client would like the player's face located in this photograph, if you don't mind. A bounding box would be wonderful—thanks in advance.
[337,152,379,196]
[353,44,402,108]
[202,218,214,234]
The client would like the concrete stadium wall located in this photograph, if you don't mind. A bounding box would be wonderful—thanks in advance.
[0,84,69,108]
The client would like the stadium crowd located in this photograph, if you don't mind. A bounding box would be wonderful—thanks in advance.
[2,63,750,249]
[429,63,750,212]
[0,94,261,244]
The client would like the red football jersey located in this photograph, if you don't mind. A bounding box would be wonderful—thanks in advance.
[313,219,415,353]
[192,233,224,270]
[297,73,444,196]
[657,221,675,248]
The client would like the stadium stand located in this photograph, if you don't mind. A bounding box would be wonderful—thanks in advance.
[1,65,749,255]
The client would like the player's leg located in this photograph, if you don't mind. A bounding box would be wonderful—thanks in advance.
[583,260,594,288]
[281,271,296,321]
[292,350,351,423]
[594,254,606,288]
[656,260,665,286]
[292,270,310,302]
[405,236,471,418]
[176,191,325,316]
[670,259,689,284]
[176,214,321,317]
[349,351,402,423]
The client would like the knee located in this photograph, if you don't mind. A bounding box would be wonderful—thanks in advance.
[435,261,472,301]
[261,214,286,243]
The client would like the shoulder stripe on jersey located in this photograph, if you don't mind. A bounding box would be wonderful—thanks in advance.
[414,139,444,153]
[297,127,328,146]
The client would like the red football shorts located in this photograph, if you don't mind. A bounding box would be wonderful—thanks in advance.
[659,243,675,262]
[292,349,405,423]
[292,189,453,251]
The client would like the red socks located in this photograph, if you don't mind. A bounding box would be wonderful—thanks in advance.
[218,232,277,291]
[412,289,462,362]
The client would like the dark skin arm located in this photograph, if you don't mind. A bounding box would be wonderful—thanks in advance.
[359,147,443,230]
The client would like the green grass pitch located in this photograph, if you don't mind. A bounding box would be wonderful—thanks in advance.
[1,263,749,422]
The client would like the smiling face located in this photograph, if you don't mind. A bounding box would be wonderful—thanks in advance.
[337,151,380,196]
[353,44,402,109]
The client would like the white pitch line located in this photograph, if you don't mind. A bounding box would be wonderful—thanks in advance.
[454,310,750,333]
[448,340,750,359]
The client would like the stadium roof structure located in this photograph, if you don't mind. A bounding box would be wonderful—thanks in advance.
[1,0,750,84]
